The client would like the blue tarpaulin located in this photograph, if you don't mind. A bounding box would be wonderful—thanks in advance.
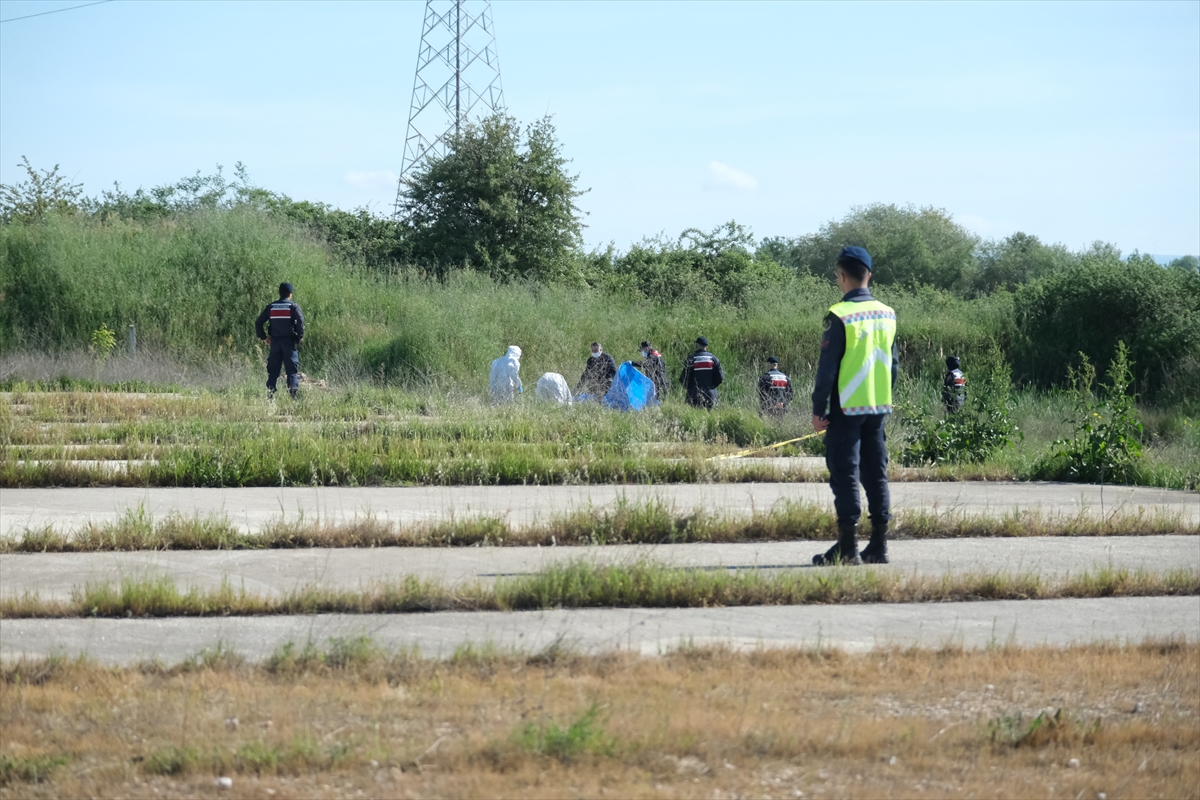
[603,361,658,411]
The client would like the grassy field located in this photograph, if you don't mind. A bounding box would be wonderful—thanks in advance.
[2,640,1195,798]
[2,379,1197,490]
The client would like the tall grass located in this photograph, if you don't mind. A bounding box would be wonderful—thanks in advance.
[1,211,1016,392]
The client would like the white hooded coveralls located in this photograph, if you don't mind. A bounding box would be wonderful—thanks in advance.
[489,345,523,403]
[536,372,572,405]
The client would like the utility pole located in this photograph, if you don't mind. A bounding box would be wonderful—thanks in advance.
[394,0,503,217]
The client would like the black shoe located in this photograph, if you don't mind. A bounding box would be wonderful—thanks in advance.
[860,522,889,564]
[813,523,861,566]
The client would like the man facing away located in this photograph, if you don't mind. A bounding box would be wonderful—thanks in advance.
[633,340,669,400]
[255,282,305,400]
[811,247,899,565]
[680,336,724,409]
[758,356,794,419]
[943,355,966,414]
[575,342,617,399]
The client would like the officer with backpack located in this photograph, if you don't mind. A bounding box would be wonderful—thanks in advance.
[680,336,724,409]
[757,356,794,419]
[810,247,898,565]
[255,282,305,400]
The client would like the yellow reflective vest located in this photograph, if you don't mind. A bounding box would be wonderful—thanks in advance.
[829,299,897,415]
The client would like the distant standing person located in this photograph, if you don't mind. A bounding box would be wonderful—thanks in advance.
[255,282,305,400]
[943,355,966,414]
[489,345,523,404]
[811,247,898,565]
[575,342,617,399]
[757,356,794,419]
[680,336,724,409]
[633,340,669,400]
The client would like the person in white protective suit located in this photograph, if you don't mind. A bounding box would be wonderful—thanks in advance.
[489,345,523,403]
[536,372,572,405]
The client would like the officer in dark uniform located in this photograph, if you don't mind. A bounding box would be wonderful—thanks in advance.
[633,340,669,400]
[811,247,898,565]
[680,336,724,409]
[255,282,305,400]
[757,356,794,419]
[575,342,618,399]
[943,355,966,414]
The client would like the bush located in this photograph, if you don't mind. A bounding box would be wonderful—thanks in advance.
[1034,343,1145,485]
[1013,248,1200,400]
[901,350,1020,465]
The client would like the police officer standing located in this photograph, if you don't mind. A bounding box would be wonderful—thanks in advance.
[757,356,794,419]
[633,340,669,400]
[255,282,305,400]
[811,247,898,565]
[943,355,966,414]
[680,336,724,409]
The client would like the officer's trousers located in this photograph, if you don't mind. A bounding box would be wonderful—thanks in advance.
[686,389,718,410]
[267,338,300,396]
[825,413,891,527]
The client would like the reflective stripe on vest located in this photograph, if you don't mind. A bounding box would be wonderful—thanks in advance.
[270,303,292,319]
[830,300,896,415]
[691,354,715,370]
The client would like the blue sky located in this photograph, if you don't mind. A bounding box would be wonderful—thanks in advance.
[1,0,1197,255]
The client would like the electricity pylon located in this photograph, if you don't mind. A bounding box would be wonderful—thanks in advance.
[393,0,504,217]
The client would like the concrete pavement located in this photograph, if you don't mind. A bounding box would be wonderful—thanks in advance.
[3,536,1198,602]
[2,597,1195,665]
[3,482,1197,538]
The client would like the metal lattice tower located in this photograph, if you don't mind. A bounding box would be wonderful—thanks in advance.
[393,0,504,216]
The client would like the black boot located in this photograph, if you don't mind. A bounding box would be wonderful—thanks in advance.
[813,522,861,566]
[860,521,889,564]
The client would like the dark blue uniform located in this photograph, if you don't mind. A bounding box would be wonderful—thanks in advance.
[812,287,899,531]
[680,349,724,409]
[255,298,305,397]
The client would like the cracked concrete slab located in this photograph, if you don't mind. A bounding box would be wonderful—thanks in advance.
[2,596,1195,666]
[3,482,1197,539]
[3,536,1197,602]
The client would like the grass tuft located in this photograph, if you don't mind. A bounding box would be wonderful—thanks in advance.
[3,562,1196,619]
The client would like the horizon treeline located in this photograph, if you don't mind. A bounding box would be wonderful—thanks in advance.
[1,138,1198,405]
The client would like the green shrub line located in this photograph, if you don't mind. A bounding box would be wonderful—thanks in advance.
[4,500,1196,555]
[2,561,1196,619]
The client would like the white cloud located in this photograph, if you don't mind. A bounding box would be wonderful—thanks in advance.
[707,161,758,191]
[344,170,399,190]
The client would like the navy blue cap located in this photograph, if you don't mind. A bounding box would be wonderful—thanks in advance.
[695,336,708,347]
[279,282,294,297]
[838,246,872,272]
[766,356,779,364]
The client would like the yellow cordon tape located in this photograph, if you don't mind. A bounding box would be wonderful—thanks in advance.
[707,429,826,461]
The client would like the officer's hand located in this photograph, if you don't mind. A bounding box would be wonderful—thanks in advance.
[265,336,271,346]
[812,415,829,432]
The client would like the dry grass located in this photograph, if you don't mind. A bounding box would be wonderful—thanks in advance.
[2,563,1196,619]
[1,640,1196,798]
[4,501,1195,554]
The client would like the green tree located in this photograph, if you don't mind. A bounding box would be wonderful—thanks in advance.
[971,232,1074,294]
[763,204,979,291]
[1013,248,1200,398]
[0,157,83,223]
[610,221,786,306]
[1168,254,1199,274]
[399,114,586,281]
